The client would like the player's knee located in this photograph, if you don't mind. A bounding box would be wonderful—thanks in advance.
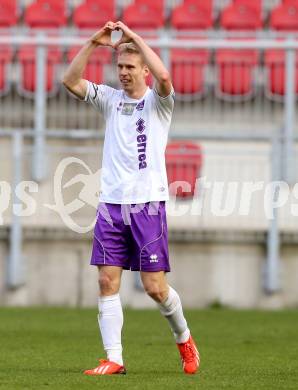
[98,271,119,295]
[143,281,168,303]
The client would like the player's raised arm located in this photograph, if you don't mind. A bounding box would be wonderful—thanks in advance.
[62,22,115,99]
[114,21,173,98]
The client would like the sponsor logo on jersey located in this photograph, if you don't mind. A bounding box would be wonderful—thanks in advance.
[121,103,137,115]
[136,119,147,170]
[137,134,147,170]
[136,99,145,111]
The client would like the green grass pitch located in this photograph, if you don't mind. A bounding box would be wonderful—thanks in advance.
[0,308,297,389]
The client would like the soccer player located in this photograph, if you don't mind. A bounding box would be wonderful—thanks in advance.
[62,21,199,375]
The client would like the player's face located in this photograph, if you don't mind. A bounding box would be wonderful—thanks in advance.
[117,53,149,93]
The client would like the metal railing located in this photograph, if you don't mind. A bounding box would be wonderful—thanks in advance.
[1,34,296,174]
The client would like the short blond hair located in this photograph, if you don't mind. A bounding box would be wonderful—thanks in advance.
[117,43,141,56]
[117,43,147,67]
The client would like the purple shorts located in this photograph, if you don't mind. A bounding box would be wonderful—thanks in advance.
[90,201,170,272]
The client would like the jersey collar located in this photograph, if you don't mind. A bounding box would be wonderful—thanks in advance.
[122,86,150,102]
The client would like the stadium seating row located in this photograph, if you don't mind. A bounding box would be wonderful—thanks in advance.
[0,45,297,99]
[166,141,203,198]
[1,0,298,30]
[0,0,297,99]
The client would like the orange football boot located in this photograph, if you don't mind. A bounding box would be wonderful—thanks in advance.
[84,359,126,376]
[177,335,200,374]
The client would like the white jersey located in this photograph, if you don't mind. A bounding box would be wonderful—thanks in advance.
[84,81,174,204]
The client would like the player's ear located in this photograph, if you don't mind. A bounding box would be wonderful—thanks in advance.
[143,65,149,78]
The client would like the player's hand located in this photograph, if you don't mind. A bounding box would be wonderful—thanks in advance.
[89,21,115,47]
[113,21,137,49]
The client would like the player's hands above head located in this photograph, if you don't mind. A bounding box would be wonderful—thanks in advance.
[89,21,115,47]
[88,21,138,49]
[113,21,137,49]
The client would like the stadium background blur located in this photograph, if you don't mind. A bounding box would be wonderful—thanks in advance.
[0,0,298,309]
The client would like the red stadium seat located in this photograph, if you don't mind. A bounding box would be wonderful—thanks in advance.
[234,0,261,15]
[18,46,62,96]
[216,49,259,99]
[219,4,260,100]
[171,2,211,98]
[171,48,209,97]
[264,19,298,100]
[283,0,298,7]
[184,0,213,17]
[265,49,298,98]
[171,1,213,30]
[67,46,112,85]
[270,3,298,31]
[122,2,164,29]
[135,0,164,18]
[73,0,115,29]
[24,0,67,28]
[0,45,13,95]
[166,141,203,199]
[43,0,66,14]
[220,3,263,30]
[0,0,17,27]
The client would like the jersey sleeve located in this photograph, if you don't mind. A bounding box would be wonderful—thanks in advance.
[84,81,116,118]
[153,88,175,125]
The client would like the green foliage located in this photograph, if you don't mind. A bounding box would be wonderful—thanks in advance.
[207,300,225,310]
[0,308,297,389]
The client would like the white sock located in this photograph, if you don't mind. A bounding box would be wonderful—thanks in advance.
[158,286,190,344]
[98,294,123,366]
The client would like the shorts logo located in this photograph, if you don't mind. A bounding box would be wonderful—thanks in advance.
[136,99,145,111]
[150,254,158,263]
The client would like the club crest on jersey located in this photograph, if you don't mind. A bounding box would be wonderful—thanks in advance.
[136,99,145,111]
[136,118,145,134]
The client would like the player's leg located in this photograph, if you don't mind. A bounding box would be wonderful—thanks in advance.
[141,271,190,343]
[97,265,124,365]
[85,265,126,375]
[141,271,200,374]
[85,203,129,375]
[130,202,191,343]
[129,201,199,374]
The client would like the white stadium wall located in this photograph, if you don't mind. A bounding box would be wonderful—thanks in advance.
[1,136,298,308]
[1,235,298,308]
